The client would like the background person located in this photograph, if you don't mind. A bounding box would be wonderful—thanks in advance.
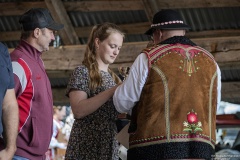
[61,108,74,142]
[47,105,67,160]
[65,22,124,160]
[10,8,64,160]
[113,9,221,160]
[0,42,19,160]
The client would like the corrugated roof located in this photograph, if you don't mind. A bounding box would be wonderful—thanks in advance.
[2,7,240,47]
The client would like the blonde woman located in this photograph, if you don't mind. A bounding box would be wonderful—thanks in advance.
[65,22,124,160]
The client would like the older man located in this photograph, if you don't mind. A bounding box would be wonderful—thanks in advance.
[113,9,221,159]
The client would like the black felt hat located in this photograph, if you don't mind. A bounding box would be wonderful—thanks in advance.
[145,9,191,35]
[19,8,64,31]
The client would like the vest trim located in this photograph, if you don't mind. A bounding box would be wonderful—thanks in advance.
[209,71,217,140]
[129,133,215,149]
[146,45,215,66]
[152,65,170,141]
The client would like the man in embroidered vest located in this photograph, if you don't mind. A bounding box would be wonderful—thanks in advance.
[113,9,221,160]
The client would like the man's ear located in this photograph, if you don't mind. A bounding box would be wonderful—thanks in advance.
[158,29,163,37]
[33,28,41,38]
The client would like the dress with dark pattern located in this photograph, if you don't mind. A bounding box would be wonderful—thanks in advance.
[65,65,119,160]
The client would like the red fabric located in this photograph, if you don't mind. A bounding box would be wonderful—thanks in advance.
[16,59,33,132]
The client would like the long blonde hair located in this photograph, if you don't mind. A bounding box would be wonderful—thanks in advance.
[82,22,125,90]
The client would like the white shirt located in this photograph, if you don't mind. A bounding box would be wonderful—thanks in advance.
[49,119,66,149]
[113,53,222,115]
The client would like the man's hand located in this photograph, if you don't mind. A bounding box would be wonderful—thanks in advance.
[0,148,16,160]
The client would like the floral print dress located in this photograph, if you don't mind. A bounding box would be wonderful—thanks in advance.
[65,65,119,160]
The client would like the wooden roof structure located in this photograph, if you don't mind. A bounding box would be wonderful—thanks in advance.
[0,0,240,105]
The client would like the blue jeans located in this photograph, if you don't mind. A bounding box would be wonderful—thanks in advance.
[12,155,29,160]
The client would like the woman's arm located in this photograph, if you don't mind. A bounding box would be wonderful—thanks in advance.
[69,85,119,119]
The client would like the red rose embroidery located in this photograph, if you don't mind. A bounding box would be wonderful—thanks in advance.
[187,111,198,124]
[183,109,203,134]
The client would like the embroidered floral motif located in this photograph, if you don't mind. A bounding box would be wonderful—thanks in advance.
[183,109,203,134]
[183,58,196,76]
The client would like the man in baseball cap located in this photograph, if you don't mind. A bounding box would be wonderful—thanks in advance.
[11,8,64,160]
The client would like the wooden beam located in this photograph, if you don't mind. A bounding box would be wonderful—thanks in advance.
[41,42,148,70]
[42,36,240,71]
[0,2,46,16]
[2,26,240,42]
[0,1,143,16]
[141,0,155,22]
[1,1,239,16]
[76,27,240,39]
[52,87,69,105]
[75,22,150,37]
[215,50,240,63]
[63,1,143,12]
[39,42,147,70]
[44,0,80,45]
[218,61,240,70]
[192,36,240,53]
[186,29,240,39]
[47,70,73,79]
[153,0,240,9]
[42,45,86,70]
[0,31,20,41]
[221,82,240,104]
[8,36,240,71]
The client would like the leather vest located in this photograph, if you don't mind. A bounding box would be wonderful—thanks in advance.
[129,43,218,150]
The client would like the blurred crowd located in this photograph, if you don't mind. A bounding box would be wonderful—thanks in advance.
[46,106,74,160]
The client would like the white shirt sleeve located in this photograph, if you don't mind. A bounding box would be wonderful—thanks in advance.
[113,53,221,114]
[113,53,149,115]
[216,64,221,111]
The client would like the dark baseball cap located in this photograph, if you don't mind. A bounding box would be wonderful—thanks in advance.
[19,8,64,31]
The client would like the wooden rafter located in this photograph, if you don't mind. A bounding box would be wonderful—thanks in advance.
[2,27,240,42]
[140,0,155,22]
[1,0,240,16]
[0,2,46,16]
[7,36,240,71]
[152,0,240,9]
[221,82,240,104]
[44,0,80,45]
[64,1,143,12]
